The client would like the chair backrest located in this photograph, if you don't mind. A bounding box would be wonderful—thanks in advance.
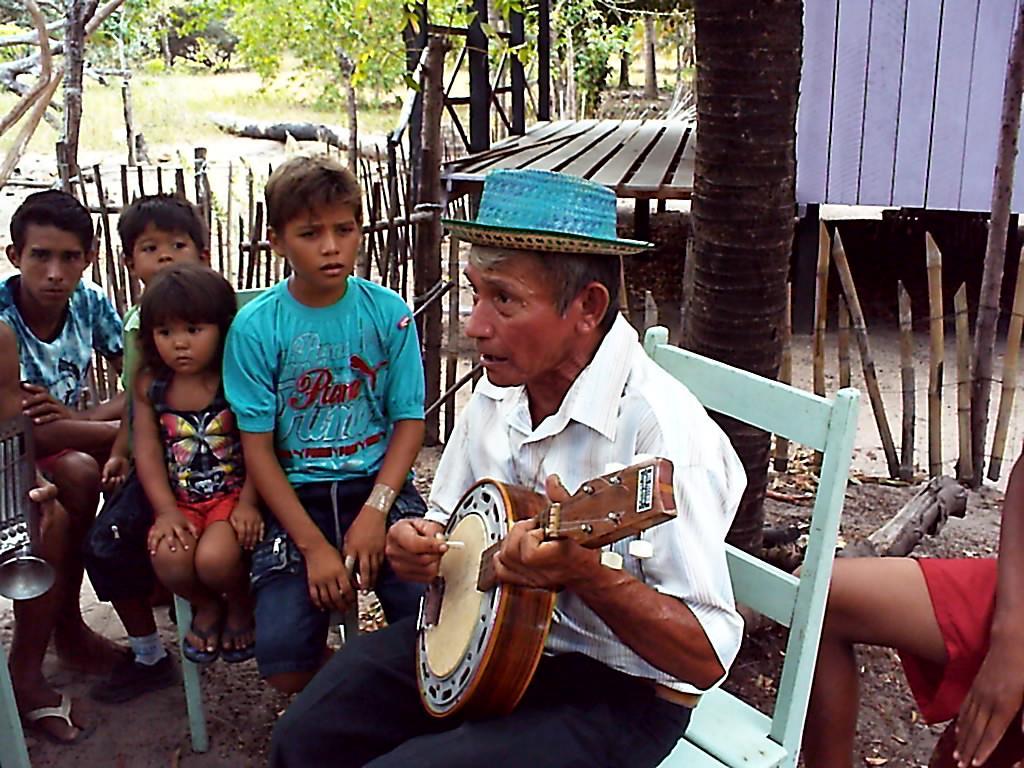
[643,326,859,763]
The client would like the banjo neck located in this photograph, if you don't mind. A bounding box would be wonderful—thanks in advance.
[475,458,676,592]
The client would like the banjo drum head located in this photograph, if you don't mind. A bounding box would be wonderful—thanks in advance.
[418,480,509,717]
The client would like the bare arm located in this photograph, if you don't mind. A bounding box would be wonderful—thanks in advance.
[81,390,124,422]
[495,518,724,689]
[0,325,23,421]
[131,373,179,519]
[32,414,118,456]
[952,453,1024,767]
[345,418,426,588]
[992,453,1024,651]
[371,419,425,492]
[240,431,326,552]
[240,430,351,612]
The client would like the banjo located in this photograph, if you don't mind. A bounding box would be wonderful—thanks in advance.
[416,457,676,720]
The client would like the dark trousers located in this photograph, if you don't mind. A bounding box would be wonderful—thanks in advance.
[270,617,692,768]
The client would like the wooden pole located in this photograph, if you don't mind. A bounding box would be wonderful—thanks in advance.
[643,290,658,329]
[61,0,87,182]
[926,232,945,478]
[955,284,973,483]
[445,235,460,442]
[833,230,900,478]
[989,245,1024,480]
[898,280,915,481]
[414,34,449,445]
[194,146,210,231]
[971,0,1024,482]
[772,283,792,472]
[812,221,829,400]
[837,293,851,389]
[225,161,234,284]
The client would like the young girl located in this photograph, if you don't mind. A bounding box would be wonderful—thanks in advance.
[135,263,261,664]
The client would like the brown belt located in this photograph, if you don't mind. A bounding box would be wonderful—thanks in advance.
[653,684,701,709]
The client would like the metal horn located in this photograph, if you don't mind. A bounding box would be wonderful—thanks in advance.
[0,414,55,600]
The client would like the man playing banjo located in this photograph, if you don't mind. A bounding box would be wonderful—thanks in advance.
[270,169,746,768]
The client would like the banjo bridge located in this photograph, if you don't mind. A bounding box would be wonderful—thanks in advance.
[420,576,446,629]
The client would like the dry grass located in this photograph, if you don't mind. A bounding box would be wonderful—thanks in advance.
[0,67,400,157]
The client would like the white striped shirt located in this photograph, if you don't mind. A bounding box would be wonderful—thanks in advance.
[426,315,746,693]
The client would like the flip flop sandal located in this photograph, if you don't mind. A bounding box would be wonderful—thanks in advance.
[23,693,95,745]
[220,625,255,664]
[182,616,221,664]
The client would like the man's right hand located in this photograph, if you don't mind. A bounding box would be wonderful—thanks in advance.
[304,540,355,613]
[20,383,73,424]
[385,518,447,583]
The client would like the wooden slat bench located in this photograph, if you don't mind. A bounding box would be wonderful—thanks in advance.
[643,327,860,768]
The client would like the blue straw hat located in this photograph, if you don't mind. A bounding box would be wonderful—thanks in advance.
[443,169,653,256]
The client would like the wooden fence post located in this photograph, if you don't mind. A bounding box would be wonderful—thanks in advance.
[813,221,829,400]
[414,34,450,445]
[926,233,944,478]
[833,230,899,478]
[898,281,915,481]
[989,245,1024,480]
[837,294,851,389]
[954,284,973,483]
[772,284,792,472]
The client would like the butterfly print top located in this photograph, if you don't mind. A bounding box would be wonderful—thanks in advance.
[150,374,244,503]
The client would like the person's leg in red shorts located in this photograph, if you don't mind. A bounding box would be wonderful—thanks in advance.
[803,557,948,768]
[192,493,256,660]
[150,492,254,662]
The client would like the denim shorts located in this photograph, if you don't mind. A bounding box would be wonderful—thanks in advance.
[250,477,426,679]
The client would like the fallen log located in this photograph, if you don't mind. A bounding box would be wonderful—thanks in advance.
[842,476,968,558]
[209,114,385,161]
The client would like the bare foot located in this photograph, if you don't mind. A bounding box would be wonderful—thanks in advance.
[221,601,255,656]
[17,685,91,744]
[185,600,224,658]
[54,623,127,675]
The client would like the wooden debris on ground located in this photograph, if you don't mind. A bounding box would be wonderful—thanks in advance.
[842,476,968,558]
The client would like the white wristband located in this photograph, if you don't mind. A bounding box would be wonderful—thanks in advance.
[365,483,398,514]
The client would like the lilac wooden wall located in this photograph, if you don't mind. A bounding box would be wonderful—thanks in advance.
[797,0,1023,212]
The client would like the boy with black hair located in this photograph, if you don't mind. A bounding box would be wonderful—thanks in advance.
[87,193,211,703]
[1,189,124,742]
[223,154,427,694]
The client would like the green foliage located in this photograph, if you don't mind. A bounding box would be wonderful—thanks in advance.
[224,0,447,106]
[554,0,632,115]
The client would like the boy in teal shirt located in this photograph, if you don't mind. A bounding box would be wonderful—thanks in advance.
[224,155,426,694]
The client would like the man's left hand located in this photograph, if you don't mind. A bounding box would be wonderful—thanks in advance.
[493,474,596,590]
[21,383,73,424]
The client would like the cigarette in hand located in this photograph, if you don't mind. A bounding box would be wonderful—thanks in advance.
[433,532,465,550]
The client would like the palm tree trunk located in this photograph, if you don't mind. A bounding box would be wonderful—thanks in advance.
[685,0,802,554]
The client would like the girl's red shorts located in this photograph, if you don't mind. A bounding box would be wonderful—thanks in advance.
[899,557,998,723]
[178,489,241,535]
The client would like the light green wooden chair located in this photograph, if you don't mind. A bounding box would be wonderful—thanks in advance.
[643,326,860,768]
[0,643,30,768]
